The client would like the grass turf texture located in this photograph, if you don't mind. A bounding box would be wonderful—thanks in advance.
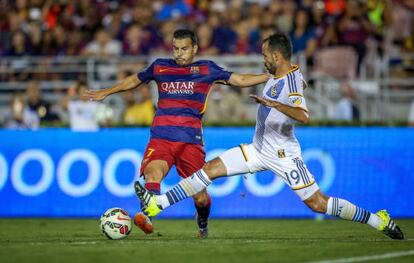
[0,219,413,263]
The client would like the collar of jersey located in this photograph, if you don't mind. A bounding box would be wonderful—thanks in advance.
[273,64,299,79]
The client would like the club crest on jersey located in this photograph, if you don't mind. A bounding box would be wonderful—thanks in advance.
[190,66,200,73]
[161,81,195,94]
[289,96,302,105]
[267,79,284,99]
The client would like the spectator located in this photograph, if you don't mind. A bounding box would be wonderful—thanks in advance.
[324,0,346,16]
[3,31,30,56]
[409,99,414,127]
[123,24,151,55]
[276,0,296,33]
[156,0,191,21]
[63,30,84,56]
[3,92,39,129]
[334,82,360,121]
[82,29,121,57]
[312,1,338,47]
[204,84,246,123]
[122,84,155,126]
[62,82,100,131]
[196,23,219,55]
[367,0,393,39]
[26,80,59,123]
[233,20,253,54]
[337,0,374,74]
[153,20,176,54]
[289,8,317,62]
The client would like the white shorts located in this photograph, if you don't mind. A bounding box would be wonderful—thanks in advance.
[219,143,319,200]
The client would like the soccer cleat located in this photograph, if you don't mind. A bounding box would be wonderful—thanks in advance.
[376,209,404,240]
[134,212,153,234]
[134,181,153,207]
[195,212,209,239]
[198,228,209,239]
[134,181,163,217]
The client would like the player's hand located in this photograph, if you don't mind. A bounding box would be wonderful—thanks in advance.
[81,89,108,101]
[249,94,278,108]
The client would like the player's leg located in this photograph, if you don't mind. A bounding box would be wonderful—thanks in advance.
[134,160,170,234]
[192,190,211,238]
[304,190,404,239]
[176,143,211,238]
[135,144,260,216]
[134,139,174,234]
[266,155,403,239]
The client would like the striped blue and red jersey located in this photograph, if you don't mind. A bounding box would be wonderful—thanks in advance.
[137,58,233,145]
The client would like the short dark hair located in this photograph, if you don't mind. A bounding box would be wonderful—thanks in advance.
[173,29,198,46]
[263,33,292,60]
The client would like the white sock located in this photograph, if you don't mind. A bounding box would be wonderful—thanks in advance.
[326,197,381,229]
[156,169,212,209]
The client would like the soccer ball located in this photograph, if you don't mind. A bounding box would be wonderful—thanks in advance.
[100,207,132,240]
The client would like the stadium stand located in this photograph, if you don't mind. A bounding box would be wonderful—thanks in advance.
[0,0,413,126]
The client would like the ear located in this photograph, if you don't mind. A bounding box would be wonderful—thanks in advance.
[193,44,198,54]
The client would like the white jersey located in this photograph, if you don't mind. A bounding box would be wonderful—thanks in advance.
[253,65,308,158]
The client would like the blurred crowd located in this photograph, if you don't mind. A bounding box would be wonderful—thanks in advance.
[1,0,414,128]
[1,0,413,66]
[3,77,156,130]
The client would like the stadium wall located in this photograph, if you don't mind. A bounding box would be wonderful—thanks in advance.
[0,128,413,218]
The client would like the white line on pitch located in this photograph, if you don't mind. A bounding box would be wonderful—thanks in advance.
[309,250,414,263]
[29,241,99,245]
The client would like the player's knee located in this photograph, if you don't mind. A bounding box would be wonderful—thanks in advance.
[143,167,163,182]
[202,162,215,178]
[202,158,226,179]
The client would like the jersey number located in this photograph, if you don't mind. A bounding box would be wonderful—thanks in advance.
[147,148,155,157]
[284,170,301,186]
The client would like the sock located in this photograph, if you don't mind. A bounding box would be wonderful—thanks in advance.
[156,169,212,209]
[326,197,383,229]
[195,194,211,230]
[145,182,160,195]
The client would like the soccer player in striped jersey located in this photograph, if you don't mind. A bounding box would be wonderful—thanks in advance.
[82,29,269,238]
[134,33,404,240]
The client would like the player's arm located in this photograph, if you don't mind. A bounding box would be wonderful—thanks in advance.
[81,75,143,101]
[249,94,309,124]
[226,73,269,87]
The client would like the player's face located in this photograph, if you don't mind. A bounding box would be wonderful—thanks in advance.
[173,38,198,65]
[262,42,277,75]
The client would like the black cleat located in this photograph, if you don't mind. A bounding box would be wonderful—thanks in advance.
[196,212,209,239]
[376,210,404,240]
[134,181,152,207]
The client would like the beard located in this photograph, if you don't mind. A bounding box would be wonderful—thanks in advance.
[265,62,276,75]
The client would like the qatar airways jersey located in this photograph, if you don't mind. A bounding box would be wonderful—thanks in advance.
[253,65,308,158]
[138,58,232,145]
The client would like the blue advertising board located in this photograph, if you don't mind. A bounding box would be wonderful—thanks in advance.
[0,128,413,218]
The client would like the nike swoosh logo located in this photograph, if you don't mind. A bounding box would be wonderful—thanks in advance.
[159,68,170,72]
[117,215,130,221]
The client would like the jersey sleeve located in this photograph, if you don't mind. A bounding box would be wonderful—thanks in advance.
[137,60,156,83]
[208,61,233,82]
[286,74,308,112]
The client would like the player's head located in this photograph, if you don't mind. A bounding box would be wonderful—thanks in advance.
[172,29,198,65]
[262,33,292,75]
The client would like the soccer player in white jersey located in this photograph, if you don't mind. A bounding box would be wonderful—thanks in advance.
[134,33,404,239]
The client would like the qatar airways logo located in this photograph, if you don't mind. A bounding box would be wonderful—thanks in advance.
[161,82,195,95]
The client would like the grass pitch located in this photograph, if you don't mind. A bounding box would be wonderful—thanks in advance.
[0,219,413,263]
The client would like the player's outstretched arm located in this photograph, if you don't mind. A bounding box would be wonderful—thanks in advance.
[227,73,269,87]
[81,75,142,101]
[249,94,309,124]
